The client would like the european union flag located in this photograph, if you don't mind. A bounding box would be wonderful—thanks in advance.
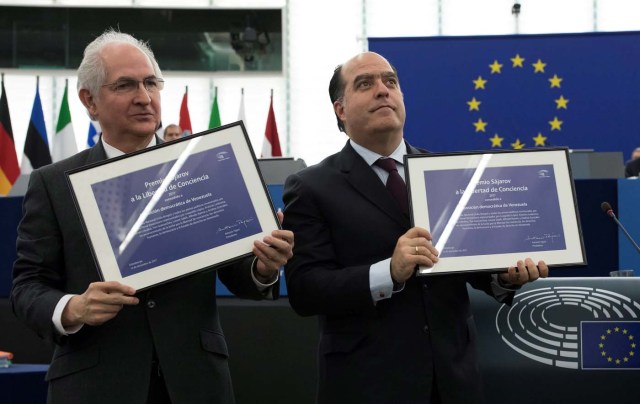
[369,32,640,154]
[581,321,640,369]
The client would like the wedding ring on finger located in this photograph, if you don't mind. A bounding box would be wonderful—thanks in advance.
[415,245,419,255]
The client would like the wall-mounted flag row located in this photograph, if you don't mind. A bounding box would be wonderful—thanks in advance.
[0,78,283,196]
[172,86,282,158]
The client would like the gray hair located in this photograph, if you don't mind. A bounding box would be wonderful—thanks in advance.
[77,29,162,99]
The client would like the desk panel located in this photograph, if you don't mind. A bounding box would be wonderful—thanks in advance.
[471,277,639,404]
[618,179,640,273]
[0,364,48,404]
[0,197,22,298]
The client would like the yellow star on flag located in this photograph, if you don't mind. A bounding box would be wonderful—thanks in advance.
[555,95,569,109]
[473,118,488,132]
[489,134,503,147]
[533,133,547,146]
[549,117,563,131]
[489,60,503,74]
[532,59,546,73]
[467,97,481,111]
[549,74,563,88]
[511,54,525,68]
[511,139,525,149]
[473,76,487,90]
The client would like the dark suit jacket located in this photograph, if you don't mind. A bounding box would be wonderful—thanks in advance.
[11,141,276,404]
[625,158,640,177]
[283,141,512,404]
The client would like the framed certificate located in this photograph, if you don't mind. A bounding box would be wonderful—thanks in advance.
[405,148,586,276]
[67,121,279,290]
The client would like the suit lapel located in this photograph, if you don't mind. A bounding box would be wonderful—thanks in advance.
[338,142,411,228]
[86,140,108,164]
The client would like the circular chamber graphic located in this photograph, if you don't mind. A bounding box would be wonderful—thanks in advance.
[495,286,640,369]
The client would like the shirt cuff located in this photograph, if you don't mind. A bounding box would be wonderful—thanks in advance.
[490,274,520,303]
[250,257,279,291]
[370,258,404,302]
[53,294,83,336]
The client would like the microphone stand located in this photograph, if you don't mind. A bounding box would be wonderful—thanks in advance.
[609,212,640,254]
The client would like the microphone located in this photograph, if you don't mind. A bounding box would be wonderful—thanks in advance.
[601,201,640,254]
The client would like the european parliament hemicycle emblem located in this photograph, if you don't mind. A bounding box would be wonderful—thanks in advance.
[496,286,640,370]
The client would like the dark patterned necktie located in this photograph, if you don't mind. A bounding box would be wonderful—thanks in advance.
[374,158,409,214]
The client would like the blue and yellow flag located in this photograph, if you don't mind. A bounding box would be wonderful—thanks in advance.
[370,32,640,154]
[581,321,640,369]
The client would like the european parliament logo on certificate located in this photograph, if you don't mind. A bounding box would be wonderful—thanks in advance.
[405,148,586,275]
[66,121,280,290]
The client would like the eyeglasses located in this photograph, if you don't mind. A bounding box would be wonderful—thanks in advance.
[101,77,165,94]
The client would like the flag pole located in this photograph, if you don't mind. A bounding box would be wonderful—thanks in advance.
[512,2,521,34]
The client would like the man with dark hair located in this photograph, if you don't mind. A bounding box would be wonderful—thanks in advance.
[11,30,294,404]
[163,123,182,141]
[625,156,640,177]
[283,51,547,404]
[625,147,640,177]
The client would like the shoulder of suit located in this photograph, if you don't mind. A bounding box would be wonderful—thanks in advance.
[35,148,96,178]
[295,149,344,177]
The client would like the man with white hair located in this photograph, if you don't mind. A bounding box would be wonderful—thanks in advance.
[12,30,293,404]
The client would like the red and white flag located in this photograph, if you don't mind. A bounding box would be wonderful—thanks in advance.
[179,87,192,136]
[261,90,282,158]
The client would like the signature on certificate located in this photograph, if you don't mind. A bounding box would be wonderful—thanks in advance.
[525,233,562,243]
[216,217,256,233]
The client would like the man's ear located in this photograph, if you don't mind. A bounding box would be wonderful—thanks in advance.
[333,99,345,122]
[79,89,98,120]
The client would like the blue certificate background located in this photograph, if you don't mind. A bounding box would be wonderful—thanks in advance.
[424,165,565,257]
[91,143,262,277]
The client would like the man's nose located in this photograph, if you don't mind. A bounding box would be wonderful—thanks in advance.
[374,79,390,97]
[133,83,152,103]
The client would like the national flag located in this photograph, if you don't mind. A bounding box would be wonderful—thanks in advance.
[369,32,640,155]
[0,74,20,196]
[22,77,51,174]
[209,87,221,129]
[581,321,640,369]
[52,79,77,162]
[179,86,192,136]
[261,90,282,158]
[87,120,100,147]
